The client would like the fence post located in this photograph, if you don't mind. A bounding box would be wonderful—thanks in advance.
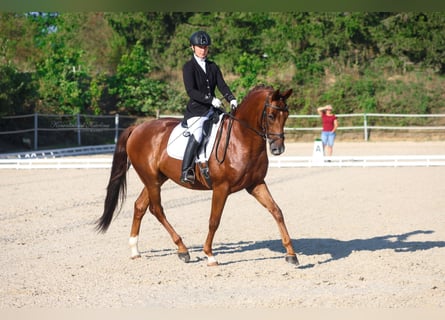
[363,113,368,141]
[114,113,119,144]
[77,113,81,146]
[34,112,38,150]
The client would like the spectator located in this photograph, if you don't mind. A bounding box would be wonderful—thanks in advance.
[317,105,338,156]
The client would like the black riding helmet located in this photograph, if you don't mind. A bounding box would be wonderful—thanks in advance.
[190,31,211,46]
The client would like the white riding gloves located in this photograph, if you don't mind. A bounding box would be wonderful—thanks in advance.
[230,99,238,110]
[211,97,222,108]
[212,97,237,109]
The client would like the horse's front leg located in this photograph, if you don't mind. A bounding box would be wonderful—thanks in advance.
[247,181,299,265]
[203,185,230,266]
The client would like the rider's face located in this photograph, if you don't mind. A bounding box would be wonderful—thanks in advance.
[192,45,209,59]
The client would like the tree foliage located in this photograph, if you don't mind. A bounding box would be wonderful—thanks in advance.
[0,64,36,116]
[1,12,445,117]
[110,41,165,116]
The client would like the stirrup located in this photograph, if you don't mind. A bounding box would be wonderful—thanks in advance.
[198,161,212,188]
[198,162,210,179]
[180,168,195,184]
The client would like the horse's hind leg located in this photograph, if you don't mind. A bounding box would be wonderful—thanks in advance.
[129,187,150,259]
[129,185,190,262]
[247,182,299,265]
[146,184,190,263]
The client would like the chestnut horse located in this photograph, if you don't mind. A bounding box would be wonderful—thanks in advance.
[96,85,299,266]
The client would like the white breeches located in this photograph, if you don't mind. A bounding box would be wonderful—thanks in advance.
[186,116,207,143]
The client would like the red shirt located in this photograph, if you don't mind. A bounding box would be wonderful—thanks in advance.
[321,113,337,131]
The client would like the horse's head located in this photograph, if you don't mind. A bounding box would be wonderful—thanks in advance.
[263,88,292,155]
[233,85,292,156]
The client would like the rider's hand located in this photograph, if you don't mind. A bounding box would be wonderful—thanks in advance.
[230,99,238,110]
[211,97,222,108]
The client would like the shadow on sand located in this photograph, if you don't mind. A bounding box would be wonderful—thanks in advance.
[211,230,445,267]
[142,230,445,267]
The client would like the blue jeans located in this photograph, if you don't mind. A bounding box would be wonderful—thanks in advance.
[321,131,336,147]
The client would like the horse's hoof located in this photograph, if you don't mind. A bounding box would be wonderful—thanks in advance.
[131,254,141,260]
[285,255,299,265]
[206,255,219,267]
[178,252,190,263]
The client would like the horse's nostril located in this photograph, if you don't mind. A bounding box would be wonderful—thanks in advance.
[271,145,285,155]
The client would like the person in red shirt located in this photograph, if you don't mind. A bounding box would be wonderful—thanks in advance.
[317,105,339,156]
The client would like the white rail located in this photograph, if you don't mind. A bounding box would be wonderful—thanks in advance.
[269,155,445,168]
[0,144,115,160]
[2,155,445,169]
[0,158,113,169]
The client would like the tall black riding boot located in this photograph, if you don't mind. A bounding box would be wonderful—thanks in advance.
[180,136,200,183]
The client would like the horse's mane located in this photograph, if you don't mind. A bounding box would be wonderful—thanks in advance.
[250,84,273,92]
[239,84,275,108]
[248,84,274,96]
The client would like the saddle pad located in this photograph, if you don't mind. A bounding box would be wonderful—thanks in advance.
[166,114,223,161]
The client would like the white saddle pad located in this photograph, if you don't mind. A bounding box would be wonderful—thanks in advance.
[166,114,223,161]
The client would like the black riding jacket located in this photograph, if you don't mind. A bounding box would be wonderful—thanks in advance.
[182,57,235,121]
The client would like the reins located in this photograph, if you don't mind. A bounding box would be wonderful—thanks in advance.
[214,113,234,164]
[224,110,266,139]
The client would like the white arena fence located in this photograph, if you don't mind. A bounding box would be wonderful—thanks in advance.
[2,154,445,170]
[2,112,445,150]
[269,155,445,168]
[1,112,445,169]
[0,158,112,169]
[285,113,445,141]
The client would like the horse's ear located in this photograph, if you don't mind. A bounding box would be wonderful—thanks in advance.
[271,89,280,101]
[272,88,293,101]
[281,89,293,101]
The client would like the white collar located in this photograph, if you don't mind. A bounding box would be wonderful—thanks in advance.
[194,54,206,73]
[194,54,206,63]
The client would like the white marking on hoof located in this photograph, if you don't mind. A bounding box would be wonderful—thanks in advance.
[206,255,218,266]
[129,236,140,259]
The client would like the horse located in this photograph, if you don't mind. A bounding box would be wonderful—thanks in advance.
[96,85,299,266]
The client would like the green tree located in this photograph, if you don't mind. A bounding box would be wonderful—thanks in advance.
[57,12,126,75]
[111,41,165,116]
[0,64,36,116]
[36,38,89,114]
[3,11,445,118]
[106,12,191,70]
[33,13,117,115]
[0,12,43,71]
[375,13,445,74]
[232,52,266,99]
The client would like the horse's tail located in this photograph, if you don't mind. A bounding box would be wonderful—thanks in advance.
[96,125,135,233]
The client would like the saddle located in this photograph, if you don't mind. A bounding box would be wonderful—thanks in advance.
[167,110,224,187]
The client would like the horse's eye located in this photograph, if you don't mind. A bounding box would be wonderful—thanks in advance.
[267,113,275,121]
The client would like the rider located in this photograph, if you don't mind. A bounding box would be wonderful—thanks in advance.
[180,30,238,184]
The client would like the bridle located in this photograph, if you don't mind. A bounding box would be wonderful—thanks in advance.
[261,96,289,144]
[215,94,289,163]
[226,94,288,141]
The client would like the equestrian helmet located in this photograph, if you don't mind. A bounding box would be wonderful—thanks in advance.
[190,31,211,46]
